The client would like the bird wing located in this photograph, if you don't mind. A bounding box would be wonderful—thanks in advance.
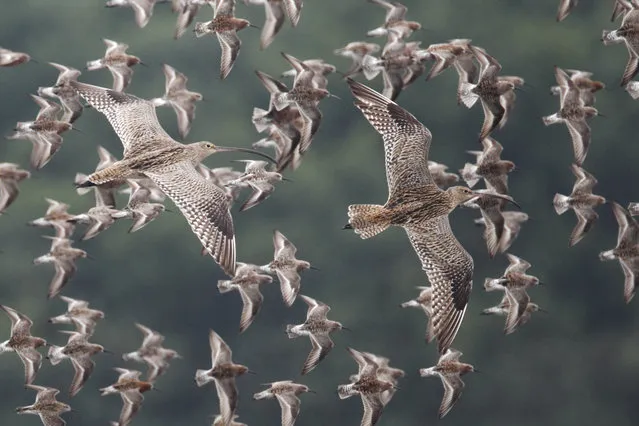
[108,64,135,93]
[217,31,241,80]
[260,1,285,49]
[120,390,144,426]
[569,208,598,247]
[69,355,95,397]
[276,393,301,426]
[39,413,66,426]
[565,120,590,167]
[136,323,164,349]
[361,393,385,426]
[504,288,530,334]
[276,268,301,307]
[48,259,76,299]
[301,333,334,375]
[347,79,433,197]
[273,230,297,258]
[439,374,465,418]
[237,284,264,332]
[478,96,505,141]
[171,99,197,139]
[611,202,639,248]
[214,377,239,426]
[620,257,639,303]
[69,81,175,158]
[300,294,330,321]
[1,305,33,336]
[209,329,233,366]
[17,347,43,385]
[405,217,473,354]
[570,163,598,194]
[145,162,236,276]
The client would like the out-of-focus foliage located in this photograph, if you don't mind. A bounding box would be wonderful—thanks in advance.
[1,0,639,425]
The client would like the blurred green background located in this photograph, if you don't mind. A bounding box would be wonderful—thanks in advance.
[2,0,639,425]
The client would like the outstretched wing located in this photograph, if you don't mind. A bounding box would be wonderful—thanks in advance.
[405,217,473,354]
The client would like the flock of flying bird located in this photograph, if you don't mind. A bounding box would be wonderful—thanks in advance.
[1,0,639,425]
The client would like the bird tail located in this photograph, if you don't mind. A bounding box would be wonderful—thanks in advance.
[400,300,419,309]
[337,384,357,399]
[458,82,479,108]
[74,173,92,195]
[285,324,298,339]
[553,193,570,215]
[460,163,480,188]
[217,280,233,293]
[86,59,104,71]
[47,345,66,365]
[346,204,389,239]
[361,55,383,80]
[602,29,621,45]
[99,385,117,396]
[80,161,131,187]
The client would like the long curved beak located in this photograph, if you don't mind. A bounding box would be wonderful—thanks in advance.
[537,308,549,313]
[214,146,277,164]
[473,191,521,209]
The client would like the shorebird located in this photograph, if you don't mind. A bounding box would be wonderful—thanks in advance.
[70,81,275,277]
[603,2,639,86]
[33,236,88,299]
[75,146,125,208]
[368,0,408,27]
[226,160,283,211]
[16,384,71,426]
[427,161,459,188]
[0,163,30,214]
[260,230,314,307]
[100,367,156,426]
[47,330,106,396]
[0,305,46,385]
[459,46,515,140]
[119,179,166,233]
[173,0,210,39]
[252,127,302,172]
[273,52,331,153]
[419,348,475,418]
[244,0,286,49]
[286,294,346,375]
[282,0,302,27]
[599,202,639,303]
[556,0,578,21]
[67,205,129,240]
[334,41,381,78]
[195,330,251,426]
[550,69,605,107]
[150,64,203,139]
[105,0,159,28]
[122,323,181,382]
[217,262,273,332]
[6,95,73,170]
[553,164,606,247]
[344,79,517,353]
[37,62,84,123]
[0,47,31,66]
[543,66,599,166]
[338,347,396,426]
[281,58,336,90]
[460,136,514,195]
[194,0,255,80]
[86,39,143,92]
[400,286,434,343]
[481,293,543,334]
[48,296,105,337]
[28,198,76,239]
[462,188,512,258]
[368,19,421,39]
[348,351,404,405]
[475,210,529,253]
[253,380,312,426]
[417,39,470,82]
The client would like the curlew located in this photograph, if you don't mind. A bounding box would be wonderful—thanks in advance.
[599,202,639,303]
[253,380,312,426]
[553,164,606,247]
[419,348,475,418]
[16,384,71,426]
[218,262,273,332]
[47,330,107,396]
[0,305,46,385]
[195,330,252,425]
[260,230,314,307]
[344,79,517,353]
[70,81,275,276]
[286,294,347,375]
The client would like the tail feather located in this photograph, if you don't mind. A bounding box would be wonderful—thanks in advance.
[459,82,479,108]
[337,384,358,399]
[361,55,383,80]
[74,173,91,195]
[47,345,66,365]
[346,204,389,239]
[217,280,233,293]
[285,324,298,339]
[553,193,570,215]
